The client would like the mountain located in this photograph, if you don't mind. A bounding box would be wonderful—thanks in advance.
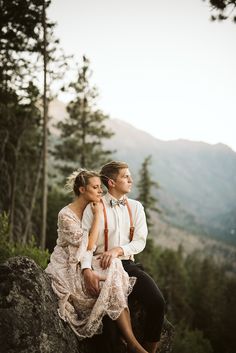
[104,119,236,243]
[49,100,236,246]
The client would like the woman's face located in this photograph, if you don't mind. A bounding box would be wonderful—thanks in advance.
[83,177,103,202]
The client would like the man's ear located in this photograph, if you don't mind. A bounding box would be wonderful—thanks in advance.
[79,186,86,194]
[108,179,115,188]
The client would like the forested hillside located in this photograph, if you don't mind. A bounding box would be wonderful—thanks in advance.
[50,100,236,245]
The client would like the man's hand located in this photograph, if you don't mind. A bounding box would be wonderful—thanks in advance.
[83,269,105,297]
[99,247,124,270]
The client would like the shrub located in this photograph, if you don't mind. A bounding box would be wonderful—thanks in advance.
[0,212,50,269]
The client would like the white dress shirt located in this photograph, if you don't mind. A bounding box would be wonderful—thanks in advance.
[81,193,148,270]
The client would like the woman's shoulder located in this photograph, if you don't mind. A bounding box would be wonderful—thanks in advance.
[58,205,80,222]
[58,205,70,217]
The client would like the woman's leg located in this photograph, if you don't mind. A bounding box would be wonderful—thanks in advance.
[116,308,148,353]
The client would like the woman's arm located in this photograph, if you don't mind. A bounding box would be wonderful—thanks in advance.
[87,202,103,251]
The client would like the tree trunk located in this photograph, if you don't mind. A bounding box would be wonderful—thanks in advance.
[0,130,9,167]
[22,151,43,245]
[81,96,86,167]
[8,141,21,243]
[40,0,48,250]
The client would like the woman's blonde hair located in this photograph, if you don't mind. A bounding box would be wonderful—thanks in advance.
[65,168,100,196]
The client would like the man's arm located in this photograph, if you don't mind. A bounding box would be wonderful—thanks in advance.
[100,201,148,269]
[120,201,148,257]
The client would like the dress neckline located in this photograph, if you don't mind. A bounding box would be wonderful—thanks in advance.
[65,205,82,222]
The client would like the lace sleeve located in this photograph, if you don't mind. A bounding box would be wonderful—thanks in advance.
[58,211,85,246]
[57,210,89,265]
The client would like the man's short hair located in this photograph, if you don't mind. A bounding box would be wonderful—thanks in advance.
[100,161,129,188]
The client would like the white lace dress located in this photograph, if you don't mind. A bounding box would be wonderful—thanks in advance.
[45,206,136,339]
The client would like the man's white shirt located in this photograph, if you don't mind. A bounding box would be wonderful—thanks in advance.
[81,193,148,270]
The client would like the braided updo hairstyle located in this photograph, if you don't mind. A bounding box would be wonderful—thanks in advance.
[65,168,100,196]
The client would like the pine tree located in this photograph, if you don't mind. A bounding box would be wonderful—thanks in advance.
[40,0,48,250]
[0,0,66,246]
[204,0,236,22]
[136,155,160,229]
[55,56,114,174]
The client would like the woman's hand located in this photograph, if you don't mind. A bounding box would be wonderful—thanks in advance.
[83,268,105,297]
[87,201,103,250]
[90,201,103,216]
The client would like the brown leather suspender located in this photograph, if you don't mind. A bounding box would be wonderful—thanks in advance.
[126,200,135,242]
[101,198,134,252]
[101,199,109,252]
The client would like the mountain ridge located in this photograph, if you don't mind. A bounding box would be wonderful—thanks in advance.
[49,99,236,246]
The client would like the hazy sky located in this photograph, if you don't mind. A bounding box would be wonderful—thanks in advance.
[48,0,236,151]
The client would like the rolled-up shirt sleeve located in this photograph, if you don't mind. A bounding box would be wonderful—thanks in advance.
[120,202,148,256]
[80,250,93,270]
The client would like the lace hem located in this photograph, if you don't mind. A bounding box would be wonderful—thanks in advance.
[56,259,136,339]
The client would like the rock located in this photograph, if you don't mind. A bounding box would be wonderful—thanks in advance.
[0,256,174,353]
[0,256,80,353]
[129,299,175,353]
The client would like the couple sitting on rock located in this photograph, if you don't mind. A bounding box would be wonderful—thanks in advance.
[45,160,165,353]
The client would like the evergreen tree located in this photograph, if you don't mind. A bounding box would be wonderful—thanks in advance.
[0,0,66,246]
[136,155,160,229]
[40,0,48,250]
[0,0,53,92]
[0,0,49,243]
[0,82,43,243]
[203,0,236,22]
[55,56,114,174]
[173,326,213,353]
[137,240,236,353]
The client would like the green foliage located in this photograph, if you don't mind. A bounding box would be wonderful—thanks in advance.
[0,81,43,243]
[185,254,235,353]
[137,239,236,353]
[0,0,46,245]
[173,325,213,353]
[46,186,71,252]
[0,0,52,89]
[0,213,49,269]
[54,56,114,173]
[204,0,236,22]
[0,212,12,263]
[0,0,66,247]
[136,238,161,276]
[136,155,160,230]
[13,237,50,269]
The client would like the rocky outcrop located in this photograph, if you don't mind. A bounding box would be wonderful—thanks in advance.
[0,256,174,353]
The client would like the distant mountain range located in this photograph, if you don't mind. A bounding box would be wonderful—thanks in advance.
[49,100,236,247]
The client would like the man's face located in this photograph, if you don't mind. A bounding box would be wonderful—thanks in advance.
[113,168,133,195]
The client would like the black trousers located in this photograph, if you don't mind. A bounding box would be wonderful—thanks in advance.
[122,260,165,342]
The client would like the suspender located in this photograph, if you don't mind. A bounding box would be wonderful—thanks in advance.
[101,198,135,252]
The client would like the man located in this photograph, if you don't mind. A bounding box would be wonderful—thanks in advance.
[81,161,165,353]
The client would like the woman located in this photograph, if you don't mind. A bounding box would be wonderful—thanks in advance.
[45,169,148,353]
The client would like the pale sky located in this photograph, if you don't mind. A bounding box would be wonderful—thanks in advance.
[48,0,236,151]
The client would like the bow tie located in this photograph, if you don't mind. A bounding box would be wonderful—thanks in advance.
[110,199,126,207]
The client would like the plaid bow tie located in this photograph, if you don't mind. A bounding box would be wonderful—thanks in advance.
[110,199,126,207]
